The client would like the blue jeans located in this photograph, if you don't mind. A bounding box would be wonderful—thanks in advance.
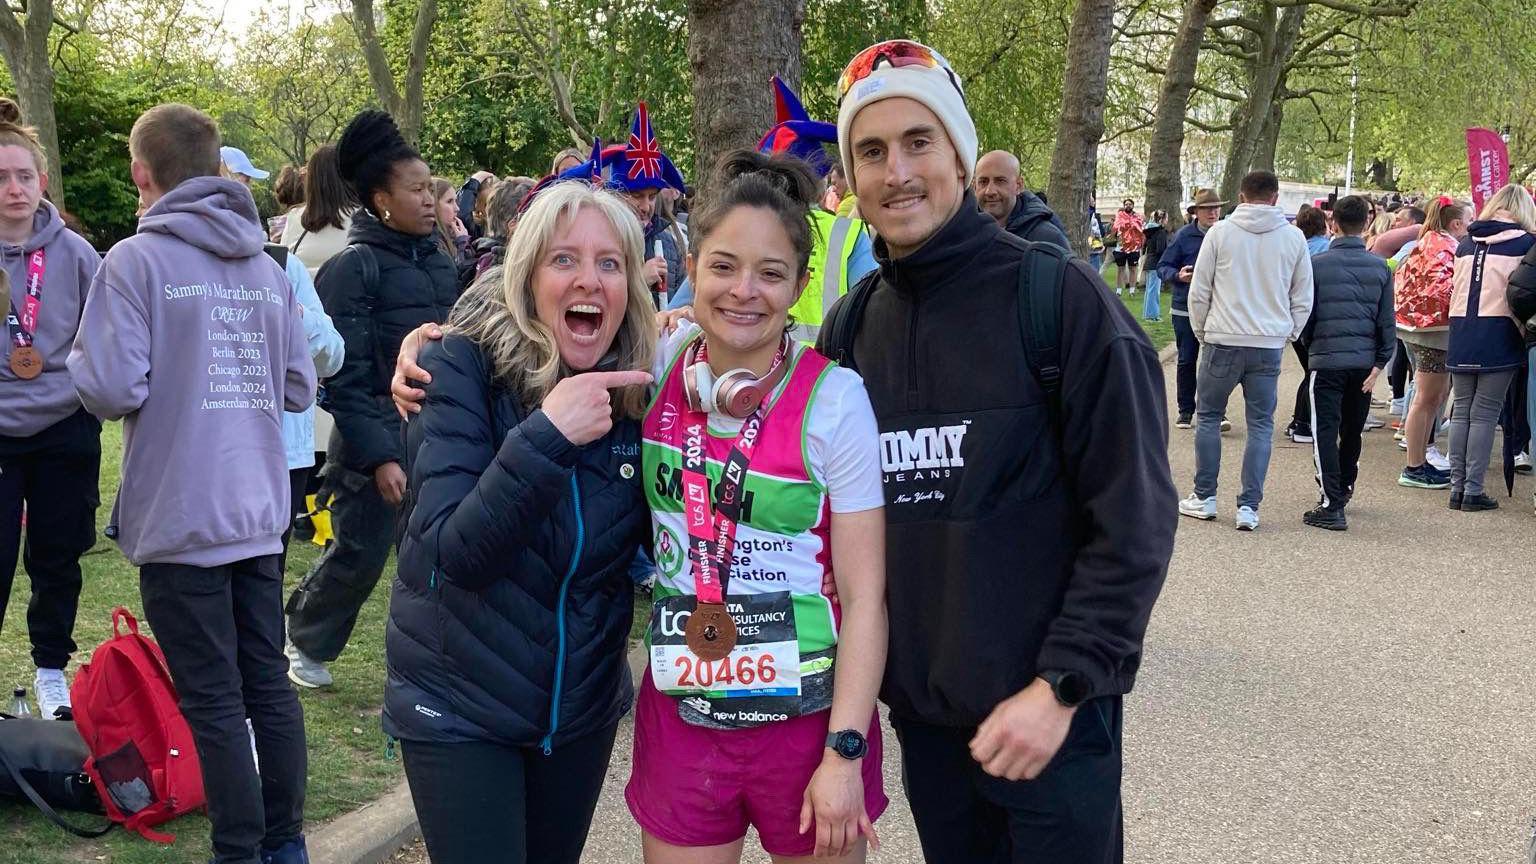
[1193,345,1283,510]
[1142,271,1162,319]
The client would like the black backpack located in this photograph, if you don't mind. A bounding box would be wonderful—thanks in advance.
[0,715,112,837]
[820,241,1072,412]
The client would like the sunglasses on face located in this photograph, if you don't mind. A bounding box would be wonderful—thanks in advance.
[838,40,965,107]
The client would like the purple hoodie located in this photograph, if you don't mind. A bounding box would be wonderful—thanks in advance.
[0,201,102,437]
[68,177,316,567]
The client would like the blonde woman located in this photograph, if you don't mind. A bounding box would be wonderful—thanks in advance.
[1445,183,1535,510]
[384,181,656,864]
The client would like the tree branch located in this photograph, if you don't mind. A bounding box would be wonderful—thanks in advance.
[1269,0,1415,16]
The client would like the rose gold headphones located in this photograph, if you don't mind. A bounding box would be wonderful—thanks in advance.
[682,336,791,419]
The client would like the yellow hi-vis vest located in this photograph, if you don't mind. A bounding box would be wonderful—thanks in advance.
[789,209,864,342]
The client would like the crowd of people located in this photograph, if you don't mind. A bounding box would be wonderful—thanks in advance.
[0,30,1529,864]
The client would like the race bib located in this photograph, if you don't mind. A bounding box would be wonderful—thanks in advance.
[648,592,802,726]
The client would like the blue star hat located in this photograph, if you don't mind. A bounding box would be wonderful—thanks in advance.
[558,102,685,192]
[755,76,838,176]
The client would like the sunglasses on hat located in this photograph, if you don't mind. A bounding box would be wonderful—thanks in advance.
[837,40,965,106]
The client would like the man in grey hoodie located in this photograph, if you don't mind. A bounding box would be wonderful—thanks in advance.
[1178,170,1313,532]
[68,104,317,864]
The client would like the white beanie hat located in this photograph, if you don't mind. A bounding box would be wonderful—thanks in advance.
[835,43,978,196]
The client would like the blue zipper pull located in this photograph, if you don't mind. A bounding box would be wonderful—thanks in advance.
[428,567,437,589]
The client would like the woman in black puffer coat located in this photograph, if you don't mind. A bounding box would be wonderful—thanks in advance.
[284,110,459,680]
[384,179,656,864]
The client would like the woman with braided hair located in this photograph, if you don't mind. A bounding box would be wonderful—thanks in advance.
[282,109,459,687]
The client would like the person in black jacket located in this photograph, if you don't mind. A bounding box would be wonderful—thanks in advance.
[1141,210,1169,321]
[1504,238,1536,504]
[826,40,1176,863]
[283,110,459,687]
[386,180,654,864]
[1298,195,1394,530]
[974,149,1070,248]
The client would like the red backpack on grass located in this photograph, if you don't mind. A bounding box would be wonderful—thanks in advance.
[70,607,206,843]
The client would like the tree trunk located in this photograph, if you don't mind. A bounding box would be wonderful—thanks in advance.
[1217,3,1304,204]
[688,0,804,203]
[0,0,65,207]
[350,0,437,146]
[1252,83,1285,173]
[1144,0,1218,231]
[1046,0,1114,257]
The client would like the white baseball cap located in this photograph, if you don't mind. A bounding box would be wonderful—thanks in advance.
[220,146,269,181]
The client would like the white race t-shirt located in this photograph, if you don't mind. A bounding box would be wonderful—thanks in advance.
[653,323,884,514]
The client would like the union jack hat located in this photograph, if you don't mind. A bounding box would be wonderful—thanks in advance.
[756,76,838,176]
[557,102,685,193]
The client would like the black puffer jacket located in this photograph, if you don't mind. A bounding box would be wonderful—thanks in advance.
[317,210,458,472]
[383,335,647,750]
[1003,190,1071,249]
[1301,236,1395,370]
[1507,243,1536,348]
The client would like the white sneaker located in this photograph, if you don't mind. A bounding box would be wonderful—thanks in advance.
[34,668,70,720]
[1220,418,1232,432]
[1425,445,1451,472]
[1516,451,1532,474]
[1363,414,1385,431]
[1389,397,1406,416]
[1235,506,1259,531]
[1178,494,1217,521]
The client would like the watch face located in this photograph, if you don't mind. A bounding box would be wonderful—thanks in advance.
[835,731,867,759]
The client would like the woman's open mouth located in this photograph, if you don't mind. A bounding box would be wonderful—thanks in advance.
[564,303,605,341]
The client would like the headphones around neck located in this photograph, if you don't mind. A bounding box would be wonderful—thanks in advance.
[682,336,791,419]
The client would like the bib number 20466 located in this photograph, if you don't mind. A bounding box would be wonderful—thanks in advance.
[648,592,800,699]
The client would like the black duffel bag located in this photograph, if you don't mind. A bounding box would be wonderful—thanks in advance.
[0,714,111,837]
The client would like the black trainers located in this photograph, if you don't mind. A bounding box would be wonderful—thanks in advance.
[1176,413,1192,429]
[1302,506,1347,531]
[1460,493,1499,512]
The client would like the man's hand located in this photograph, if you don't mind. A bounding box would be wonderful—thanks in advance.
[541,370,654,445]
[799,755,879,858]
[392,323,444,418]
[1178,265,1194,283]
[968,677,1077,781]
[643,256,666,288]
[1362,366,1381,394]
[374,462,407,506]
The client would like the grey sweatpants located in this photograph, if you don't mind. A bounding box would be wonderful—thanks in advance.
[1447,369,1516,496]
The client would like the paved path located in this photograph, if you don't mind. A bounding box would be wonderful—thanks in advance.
[580,349,1536,863]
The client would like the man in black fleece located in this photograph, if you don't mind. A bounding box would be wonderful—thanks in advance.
[824,41,1177,863]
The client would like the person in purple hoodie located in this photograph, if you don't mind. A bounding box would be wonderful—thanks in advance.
[0,98,103,722]
[67,104,317,864]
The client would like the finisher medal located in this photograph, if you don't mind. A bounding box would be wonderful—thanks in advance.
[684,601,737,661]
[9,345,40,379]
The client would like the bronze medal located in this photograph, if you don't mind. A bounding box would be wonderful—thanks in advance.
[9,344,41,380]
[684,602,737,662]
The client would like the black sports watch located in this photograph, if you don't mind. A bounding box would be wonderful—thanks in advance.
[825,729,868,760]
[1039,670,1090,708]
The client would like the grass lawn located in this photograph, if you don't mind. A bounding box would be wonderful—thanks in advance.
[1,421,400,864]
[1098,257,1174,352]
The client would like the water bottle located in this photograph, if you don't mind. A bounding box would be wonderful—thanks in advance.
[8,687,32,718]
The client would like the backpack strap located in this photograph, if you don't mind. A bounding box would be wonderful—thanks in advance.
[818,268,882,372]
[0,745,113,838]
[344,243,389,384]
[1015,241,1070,418]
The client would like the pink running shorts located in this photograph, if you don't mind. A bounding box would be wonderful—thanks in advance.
[625,671,888,856]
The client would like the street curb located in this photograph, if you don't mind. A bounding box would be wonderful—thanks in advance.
[1158,342,1176,366]
[309,780,419,864]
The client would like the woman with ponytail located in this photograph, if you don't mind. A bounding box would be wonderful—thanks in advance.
[1394,195,1469,490]
[628,150,888,863]
[282,110,459,687]
[0,98,105,721]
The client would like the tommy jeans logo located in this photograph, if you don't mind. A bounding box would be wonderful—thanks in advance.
[880,424,968,472]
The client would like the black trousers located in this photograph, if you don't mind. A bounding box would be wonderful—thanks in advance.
[894,697,1124,864]
[140,556,307,864]
[0,409,100,669]
[1171,315,1200,417]
[1289,341,1312,430]
[1388,339,1409,399]
[400,724,619,864]
[1307,367,1373,509]
[277,466,313,577]
[285,453,396,662]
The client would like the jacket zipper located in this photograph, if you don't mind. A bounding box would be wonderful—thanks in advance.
[905,291,921,410]
[540,472,585,755]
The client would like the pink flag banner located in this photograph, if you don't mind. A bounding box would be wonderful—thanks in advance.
[1466,127,1510,214]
